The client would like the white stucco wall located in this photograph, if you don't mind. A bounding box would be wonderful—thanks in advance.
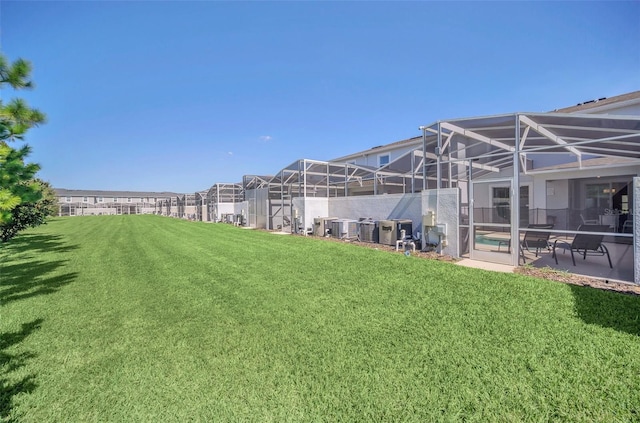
[235,201,248,224]
[292,197,329,232]
[217,203,236,220]
[325,190,459,254]
[544,179,569,209]
[328,193,423,237]
[422,188,459,257]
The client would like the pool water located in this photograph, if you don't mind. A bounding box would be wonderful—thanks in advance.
[474,234,507,247]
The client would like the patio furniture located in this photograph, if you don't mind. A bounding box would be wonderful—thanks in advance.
[521,224,554,261]
[622,217,633,233]
[580,213,599,225]
[498,224,554,263]
[552,224,612,268]
[599,214,618,232]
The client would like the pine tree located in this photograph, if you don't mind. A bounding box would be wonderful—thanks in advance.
[0,179,57,242]
[0,54,47,230]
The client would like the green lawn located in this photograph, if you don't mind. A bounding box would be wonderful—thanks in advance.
[1,215,639,422]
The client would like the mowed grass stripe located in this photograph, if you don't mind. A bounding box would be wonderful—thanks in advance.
[1,215,639,422]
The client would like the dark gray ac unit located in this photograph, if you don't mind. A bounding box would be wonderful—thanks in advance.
[358,221,378,243]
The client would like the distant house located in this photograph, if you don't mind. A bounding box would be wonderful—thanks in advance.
[553,90,640,115]
[54,189,180,216]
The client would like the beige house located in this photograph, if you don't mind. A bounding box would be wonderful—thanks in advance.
[55,189,180,216]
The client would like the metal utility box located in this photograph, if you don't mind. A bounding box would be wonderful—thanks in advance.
[433,223,447,236]
[358,220,378,243]
[313,217,338,237]
[378,220,396,245]
[331,219,359,240]
[423,212,436,227]
[378,219,413,246]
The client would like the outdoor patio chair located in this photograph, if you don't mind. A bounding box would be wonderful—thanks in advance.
[552,224,612,268]
[580,213,599,225]
[520,224,554,262]
[622,217,633,233]
[498,224,554,264]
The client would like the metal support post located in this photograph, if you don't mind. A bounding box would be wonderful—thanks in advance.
[420,126,427,192]
[436,122,442,189]
[511,114,521,266]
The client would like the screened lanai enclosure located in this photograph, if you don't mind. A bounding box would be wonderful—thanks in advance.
[206,183,244,223]
[195,191,208,221]
[421,112,640,283]
[241,160,429,232]
[156,198,170,216]
[156,196,179,217]
[241,112,640,283]
[176,193,197,220]
[358,113,639,282]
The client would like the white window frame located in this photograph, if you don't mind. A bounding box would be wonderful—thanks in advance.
[65,197,71,203]
[378,154,390,167]
[83,197,88,203]
[98,197,104,203]
[127,198,132,203]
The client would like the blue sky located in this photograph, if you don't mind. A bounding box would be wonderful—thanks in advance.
[1,1,639,193]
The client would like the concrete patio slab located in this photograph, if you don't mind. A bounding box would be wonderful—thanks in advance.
[456,259,515,273]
